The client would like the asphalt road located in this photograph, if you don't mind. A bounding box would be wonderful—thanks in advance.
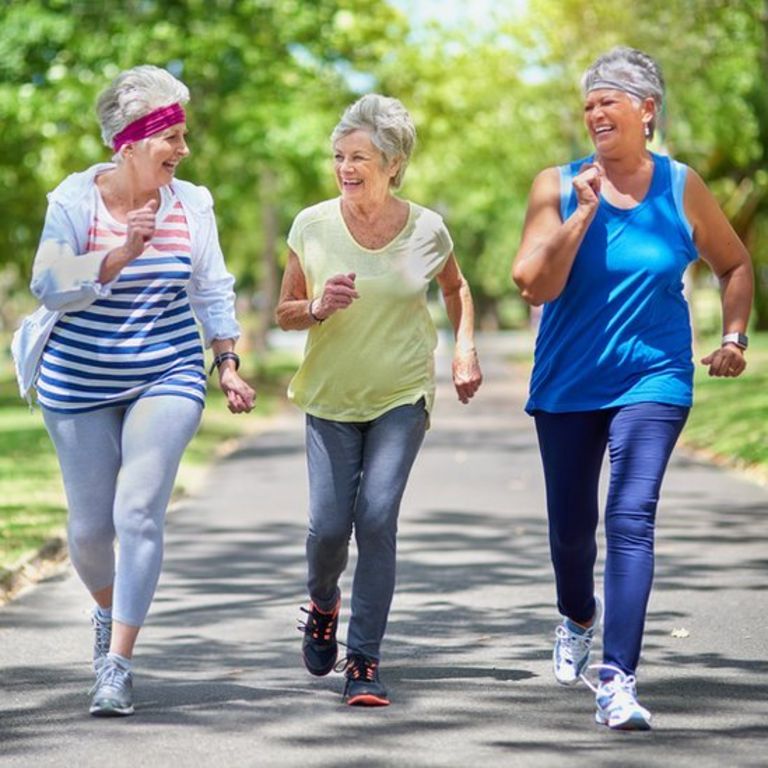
[1,334,767,767]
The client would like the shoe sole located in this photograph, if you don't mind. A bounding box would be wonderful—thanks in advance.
[595,711,651,731]
[346,693,390,707]
[90,703,135,717]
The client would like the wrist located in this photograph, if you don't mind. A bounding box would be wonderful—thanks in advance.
[116,240,141,260]
[573,204,597,225]
[208,350,241,376]
[721,332,748,350]
[308,298,325,323]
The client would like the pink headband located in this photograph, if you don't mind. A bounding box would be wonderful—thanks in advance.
[112,103,186,152]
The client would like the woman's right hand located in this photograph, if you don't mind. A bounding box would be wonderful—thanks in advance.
[573,163,602,218]
[312,272,359,320]
[99,199,159,284]
[125,199,158,258]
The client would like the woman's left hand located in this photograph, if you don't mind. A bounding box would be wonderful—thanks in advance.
[700,344,747,378]
[218,368,256,413]
[452,347,483,403]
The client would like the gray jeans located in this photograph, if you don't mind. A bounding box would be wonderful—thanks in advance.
[42,396,202,626]
[305,400,427,660]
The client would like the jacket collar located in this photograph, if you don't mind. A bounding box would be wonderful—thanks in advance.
[49,163,210,214]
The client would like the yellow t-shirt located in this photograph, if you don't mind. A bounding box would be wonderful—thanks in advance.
[287,197,453,422]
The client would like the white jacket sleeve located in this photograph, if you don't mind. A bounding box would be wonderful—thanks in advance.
[30,200,113,312]
[188,201,241,347]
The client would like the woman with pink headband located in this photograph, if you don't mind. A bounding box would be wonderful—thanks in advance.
[13,64,254,717]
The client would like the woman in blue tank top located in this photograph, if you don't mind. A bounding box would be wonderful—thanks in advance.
[513,47,753,730]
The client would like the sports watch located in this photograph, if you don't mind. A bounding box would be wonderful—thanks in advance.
[721,332,748,350]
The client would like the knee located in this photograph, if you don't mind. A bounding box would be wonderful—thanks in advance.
[308,523,350,553]
[355,510,397,547]
[606,504,656,546]
[68,519,113,554]
[115,508,162,543]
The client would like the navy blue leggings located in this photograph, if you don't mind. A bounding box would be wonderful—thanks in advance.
[534,402,689,676]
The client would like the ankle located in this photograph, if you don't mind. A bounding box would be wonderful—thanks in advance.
[107,652,133,671]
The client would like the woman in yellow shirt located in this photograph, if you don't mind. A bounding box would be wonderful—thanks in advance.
[276,93,482,706]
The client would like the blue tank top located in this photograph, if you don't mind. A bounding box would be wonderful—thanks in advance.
[525,152,699,414]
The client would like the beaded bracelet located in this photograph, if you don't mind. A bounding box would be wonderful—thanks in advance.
[208,351,241,376]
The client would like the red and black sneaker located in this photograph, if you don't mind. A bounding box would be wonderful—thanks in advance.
[299,600,340,676]
[341,654,390,707]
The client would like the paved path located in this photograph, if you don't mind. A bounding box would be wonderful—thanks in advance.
[1,335,767,767]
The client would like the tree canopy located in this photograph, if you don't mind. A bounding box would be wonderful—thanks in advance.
[1,0,766,330]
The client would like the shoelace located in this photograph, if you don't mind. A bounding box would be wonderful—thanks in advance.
[579,663,636,695]
[92,613,112,658]
[581,663,651,727]
[90,660,131,695]
[297,604,338,642]
[336,653,378,681]
[555,623,594,663]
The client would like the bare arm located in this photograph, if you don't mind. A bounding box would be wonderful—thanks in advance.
[435,253,482,403]
[685,169,754,377]
[275,250,313,330]
[512,165,601,306]
[274,249,359,330]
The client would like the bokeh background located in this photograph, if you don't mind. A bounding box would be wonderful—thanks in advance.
[1,0,766,339]
[1,0,766,580]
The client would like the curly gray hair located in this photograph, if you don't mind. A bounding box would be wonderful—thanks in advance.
[582,47,665,139]
[96,65,190,154]
[331,94,416,189]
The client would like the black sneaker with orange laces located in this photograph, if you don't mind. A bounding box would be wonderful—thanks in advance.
[299,600,340,676]
[342,654,390,707]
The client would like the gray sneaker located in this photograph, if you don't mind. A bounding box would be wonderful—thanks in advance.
[91,607,112,672]
[89,658,134,717]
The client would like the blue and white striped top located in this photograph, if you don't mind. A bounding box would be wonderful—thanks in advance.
[36,187,206,413]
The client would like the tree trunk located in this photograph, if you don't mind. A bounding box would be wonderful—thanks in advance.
[256,166,280,351]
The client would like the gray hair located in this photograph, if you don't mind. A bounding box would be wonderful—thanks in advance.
[331,94,416,189]
[96,65,190,152]
[582,47,665,139]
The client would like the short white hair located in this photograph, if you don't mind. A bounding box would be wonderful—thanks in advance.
[331,94,416,189]
[96,65,190,151]
[582,47,665,139]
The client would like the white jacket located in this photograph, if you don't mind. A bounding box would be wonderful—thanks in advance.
[12,163,241,400]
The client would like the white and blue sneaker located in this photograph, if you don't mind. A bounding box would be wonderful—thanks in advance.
[553,596,602,685]
[586,664,652,731]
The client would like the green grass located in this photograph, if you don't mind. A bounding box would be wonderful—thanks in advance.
[2,325,765,578]
[0,348,300,577]
[683,332,768,471]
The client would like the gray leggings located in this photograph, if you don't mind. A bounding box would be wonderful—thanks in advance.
[43,396,202,627]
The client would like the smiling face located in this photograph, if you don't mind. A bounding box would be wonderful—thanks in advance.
[333,129,400,205]
[129,121,190,190]
[583,89,653,157]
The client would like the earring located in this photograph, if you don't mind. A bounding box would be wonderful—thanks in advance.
[644,123,651,139]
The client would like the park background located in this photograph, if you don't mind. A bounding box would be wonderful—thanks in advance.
[0,0,766,593]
